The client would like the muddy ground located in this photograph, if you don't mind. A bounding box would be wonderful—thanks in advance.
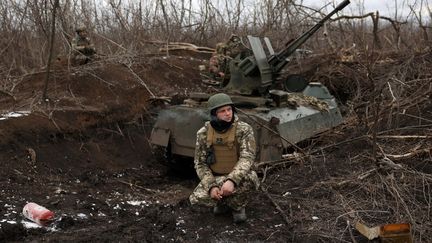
[0,51,431,242]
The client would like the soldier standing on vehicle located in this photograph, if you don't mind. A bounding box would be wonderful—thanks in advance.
[225,34,243,58]
[71,25,96,64]
[189,93,259,223]
[208,43,230,81]
[208,35,247,84]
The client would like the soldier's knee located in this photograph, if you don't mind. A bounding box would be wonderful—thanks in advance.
[189,194,198,205]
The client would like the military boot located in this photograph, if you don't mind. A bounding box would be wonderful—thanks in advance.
[213,204,230,215]
[232,207,246,223]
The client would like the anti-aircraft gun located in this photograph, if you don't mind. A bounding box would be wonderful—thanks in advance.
[225,0,350,95]
[150,0,350,165]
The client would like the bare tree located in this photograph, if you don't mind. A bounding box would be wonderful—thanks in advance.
[0,0,431,77]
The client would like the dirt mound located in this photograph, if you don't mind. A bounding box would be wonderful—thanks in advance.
[0,54,206,241]
[0,55,205,142]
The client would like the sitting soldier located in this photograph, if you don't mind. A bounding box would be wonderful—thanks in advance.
[189,93,259,223]
[71,26,96,65]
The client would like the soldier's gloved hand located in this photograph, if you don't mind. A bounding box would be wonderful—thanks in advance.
[221,180,235,196]
[210,187,222,200]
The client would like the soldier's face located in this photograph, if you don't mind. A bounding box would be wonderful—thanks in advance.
[79,31,87,37]
[216,105,233,122]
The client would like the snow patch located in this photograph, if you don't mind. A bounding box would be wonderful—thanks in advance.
[77,213,88,219]
[127,200,149,206]
[0,219,17,224]
[21,220,42,229]
[0,111,31,121]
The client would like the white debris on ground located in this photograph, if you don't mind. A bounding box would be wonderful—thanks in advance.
[0,219,17,224]
[21,220,42,229]
[3,203,18,217]
[127,200,150,207]
[0,111,31,121]
[21,219,59,232]
[176,218,185,226]
[76,213,88,219]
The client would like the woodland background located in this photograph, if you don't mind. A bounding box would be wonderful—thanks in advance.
[1,0,431,75]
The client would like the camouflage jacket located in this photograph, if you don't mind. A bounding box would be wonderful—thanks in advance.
[208,53,229,76]
[71,36,95,55]
[225,38,245,58]
[194,116,256,192]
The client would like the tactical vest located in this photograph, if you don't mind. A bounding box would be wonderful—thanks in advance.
[76,37,91,46]
[206,122,239,174]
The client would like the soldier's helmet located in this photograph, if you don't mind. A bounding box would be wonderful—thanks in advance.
[208,93,234,112]
[215,43,226,54]
[76,25,87,33]
[228,34,241,45]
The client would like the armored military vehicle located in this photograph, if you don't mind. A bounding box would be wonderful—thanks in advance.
[150,0,350,165]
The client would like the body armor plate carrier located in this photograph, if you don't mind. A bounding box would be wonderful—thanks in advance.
[206,122,239,174]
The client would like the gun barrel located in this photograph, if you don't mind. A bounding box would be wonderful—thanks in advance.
[335,0,350,11]
[269,0,350,72]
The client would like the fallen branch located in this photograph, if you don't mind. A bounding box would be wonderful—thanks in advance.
[116,179,157,193]
[0,90,16,101]
[386,147,431,160]
[261,187,292,229]
[347,220,358,243]
[357,168,378,180]
[399,113,432,123]
[85,71,116,86]
[376,135,430,139]
[256,152,302,168]
[256,135,367,169]
[158,59,183,70]
[144,40,214,53]
[125,65,155,98]
[94,32,127,51]
[379,157,403,170]
[159,45,214,53]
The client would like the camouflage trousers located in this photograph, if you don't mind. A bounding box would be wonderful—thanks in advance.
[71,54,88,65]
[189,171,259,211]
[71,53,95,65]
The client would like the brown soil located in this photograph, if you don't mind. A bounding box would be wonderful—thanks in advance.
[0,52,431,242]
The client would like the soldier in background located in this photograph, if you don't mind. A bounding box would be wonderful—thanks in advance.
[208,35,247,85]
[208,43,230,81]
[224,34,243,58]
[189,93,259,223]
[71,26,96,65]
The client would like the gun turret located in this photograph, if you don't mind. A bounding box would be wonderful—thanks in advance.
[223,0,350,95]
[268,0,350,72]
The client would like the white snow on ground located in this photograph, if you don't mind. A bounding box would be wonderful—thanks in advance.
[77,213,88,219]
[0,219,17,224]
[0,111,31,121]
[127,200,150,206]
[21,220,42,229]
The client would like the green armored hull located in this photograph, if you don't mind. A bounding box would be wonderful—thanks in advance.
[151,83,343,163]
